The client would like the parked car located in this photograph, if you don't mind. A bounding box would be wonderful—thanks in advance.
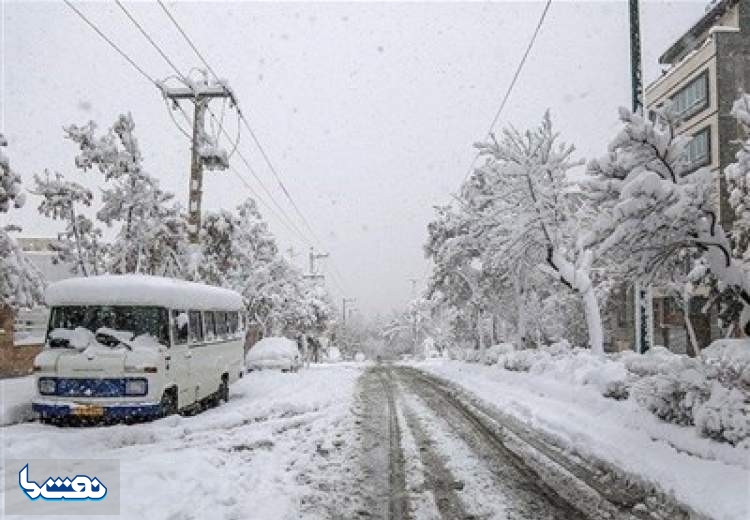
[245,337,301,373]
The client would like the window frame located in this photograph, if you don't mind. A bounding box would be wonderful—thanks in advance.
[203,311,216,343]
[670,70,709,123]
[170,309,189,347]
[188,310,204,346]
[684,125,712,171]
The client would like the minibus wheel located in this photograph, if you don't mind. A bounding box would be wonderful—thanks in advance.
[160,388,178,417]
[219,376,229,403]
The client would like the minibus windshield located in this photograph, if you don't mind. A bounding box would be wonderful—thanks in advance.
[48,306,170,346]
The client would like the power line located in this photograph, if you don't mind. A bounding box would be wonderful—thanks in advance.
[156,0,326,248]
[111,0,316,250]
[62,0,157,86]
[462,0,553,182]
[114,0,186,84]
[156,1,352,294]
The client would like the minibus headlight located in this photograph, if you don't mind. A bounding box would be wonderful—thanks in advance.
[124,378,148,396]
[38,378,56,395]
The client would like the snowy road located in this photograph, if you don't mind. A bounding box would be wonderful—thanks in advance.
[358,365,587,520]
[2,364,708,519]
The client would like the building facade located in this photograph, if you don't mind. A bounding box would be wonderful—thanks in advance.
[606,0,750,354]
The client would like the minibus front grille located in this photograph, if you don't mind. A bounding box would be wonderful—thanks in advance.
[55,378,127,398]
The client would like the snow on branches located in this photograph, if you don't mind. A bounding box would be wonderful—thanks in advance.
[0,133,25,212]
[0,133,44,310]
[726,93,750,264]
[64,113,188,276]
[586,105,750,334]
[32,170,106,276]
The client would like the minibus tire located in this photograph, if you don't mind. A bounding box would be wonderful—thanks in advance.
[160,388,178,417]
[219,377,229,403]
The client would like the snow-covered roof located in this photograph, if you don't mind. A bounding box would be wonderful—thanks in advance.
[45,275,243,311]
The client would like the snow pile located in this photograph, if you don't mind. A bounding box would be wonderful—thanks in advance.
[0,376,36,426]
[458,340,750,445]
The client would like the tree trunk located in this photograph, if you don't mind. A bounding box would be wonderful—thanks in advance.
[515,273,526,349]
[550,249,604,354]
[476,306,486,362]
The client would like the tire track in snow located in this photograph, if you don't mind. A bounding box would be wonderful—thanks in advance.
[393,366,582,519]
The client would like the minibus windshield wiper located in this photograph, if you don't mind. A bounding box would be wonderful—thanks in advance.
[94,331,133,351]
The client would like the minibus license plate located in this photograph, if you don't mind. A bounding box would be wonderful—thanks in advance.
[73,405,104,417]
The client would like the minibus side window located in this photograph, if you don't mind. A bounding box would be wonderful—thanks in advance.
[228,312,239,337]
[204,311,216,342]
[171,309,188,346]
[188,311,203,345]
[215,311,228,338]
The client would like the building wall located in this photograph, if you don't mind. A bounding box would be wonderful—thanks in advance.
[0,306,43,378]
[604,1,748,354]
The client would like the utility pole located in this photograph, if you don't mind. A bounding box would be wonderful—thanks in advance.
[342,297,356,325]
[305,247,329,281]
[629,0,644,115]
[629,0,652,354]
[164,81,234,244]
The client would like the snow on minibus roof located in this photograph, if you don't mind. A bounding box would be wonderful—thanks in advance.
[45,275,244,311]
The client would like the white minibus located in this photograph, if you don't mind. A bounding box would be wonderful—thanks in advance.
[32,275,245,422]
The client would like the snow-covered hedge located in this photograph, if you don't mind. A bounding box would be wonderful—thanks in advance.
[457,339,750,445]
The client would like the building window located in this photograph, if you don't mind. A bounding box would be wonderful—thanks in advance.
[684,126,711,169]
[671,71,709,122]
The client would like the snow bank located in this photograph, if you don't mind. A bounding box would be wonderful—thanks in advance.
[413,359,750,520]
[454,340,750,446]
[0,376,35,426]
[46,274,243,310]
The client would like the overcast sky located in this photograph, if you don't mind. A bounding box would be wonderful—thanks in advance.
[1,0,708,315]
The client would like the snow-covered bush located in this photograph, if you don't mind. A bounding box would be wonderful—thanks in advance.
[501,348,550,372]
[630,367,711,425]
[483,343,515,365]
[700,339,750,389]
[694,382,749,445]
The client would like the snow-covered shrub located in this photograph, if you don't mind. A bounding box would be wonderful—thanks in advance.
[545,339,573,356]
[700,339,750,389]
[464,348,481,363]
[501,348,550,372]
[630,367,711,426]
[483,343,515,365]
[694,382,750,445]
[620,347,682,377]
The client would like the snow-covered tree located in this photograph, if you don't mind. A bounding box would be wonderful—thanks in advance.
[726,93,750,266]
[31,170,106,276]
[467,112,604,353]
[585,106,750,336]
[64,114,188,275]
[0,133,44,310]
[200,198,334,338]
[382,297,436,355]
